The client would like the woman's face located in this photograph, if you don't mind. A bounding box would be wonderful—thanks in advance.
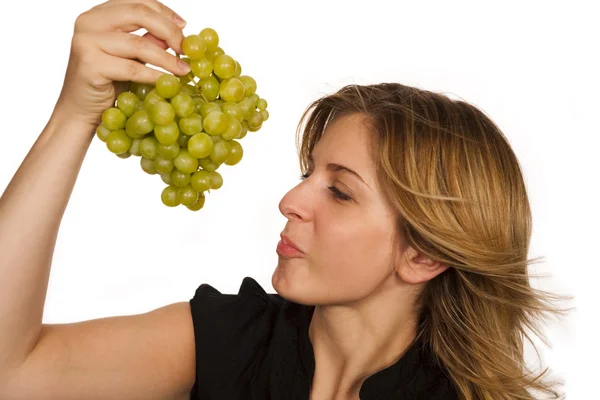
[273,113,403,305]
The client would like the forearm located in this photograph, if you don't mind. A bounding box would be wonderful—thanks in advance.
[0,108,96,373]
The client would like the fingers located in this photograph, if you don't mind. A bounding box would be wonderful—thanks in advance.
[142,32,168,51]
[75,2,185,54]
[100,52,167,85]
[93,0,186,28]
[94,32,190,76]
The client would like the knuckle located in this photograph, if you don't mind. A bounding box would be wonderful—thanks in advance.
[128,62,143,80]
[131,2,152,18]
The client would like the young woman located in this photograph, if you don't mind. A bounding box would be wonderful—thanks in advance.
[0,1,572,399]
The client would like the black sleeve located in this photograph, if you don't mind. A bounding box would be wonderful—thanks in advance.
[188,277,277,400]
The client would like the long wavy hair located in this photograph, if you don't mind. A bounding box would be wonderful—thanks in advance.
[296,82,575,399]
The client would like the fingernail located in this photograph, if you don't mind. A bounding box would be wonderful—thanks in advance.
[174,14,187,29]
[178,59,191,73]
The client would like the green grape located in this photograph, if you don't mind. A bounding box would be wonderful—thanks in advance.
[154,155,174,175]
[139,136,160,160]
[221,118,242,140]
[203,112,228,135]
[248,123,262,132]
[247,110,264,130]
[225,140,243,166]
[239,76,257,96]
[198,76,220,101]
[106,129,132,154]
[260,110,270,121]
[144,89,164,108]
[171,92,195,117]
[221,102,244,122]
[156,74,182,98]
[140,157,157,174]
[205,46,224,60]
[248,93,259,106]
[200,102,221,119]
[209,139,231,164]
[129,138,142,156]
[174,150,199,174]
[161,185,180,207]
[213,54,236,79]
[178,185,199,206]
[170,169,192,187]
[257,98,268,111]
[116,151,131,159]
[178,133,191,148]
[134,101,146,112]
[190,170,212,192]
[187,132,213,159]
[151,101,176,125]
[154,121,180,145]
[132,82,154,101]
[102,107,126,131]
[198,157,220,172]
[209,171,223,189]
[125,117,145,139]
[182,34,207,60]
[192,95,207,113]
[237,97,255,118]
[190,58,213,78]
[199,28,219,51]
[179,83,197,95]
[219,78,245,102]
[160,172,172,185]
[210,135,221,143]
[96,124,111,142]
[157,142,180,160]
[233,61,242,77]
[238,121,249,139]
[130,109,155,135]
[187,193,206,211]
[179,113,203,135]
[214,99,224,107]
[116,92,140,117]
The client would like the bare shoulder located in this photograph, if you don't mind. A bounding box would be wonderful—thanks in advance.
[4,301,196,400]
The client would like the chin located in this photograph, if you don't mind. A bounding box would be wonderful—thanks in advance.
[271,258,319,306]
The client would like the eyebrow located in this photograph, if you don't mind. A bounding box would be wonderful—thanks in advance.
[308,154,372,191]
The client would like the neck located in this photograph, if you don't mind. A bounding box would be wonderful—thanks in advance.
[308,282,420,400]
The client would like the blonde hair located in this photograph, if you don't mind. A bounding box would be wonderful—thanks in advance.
[296,83,575,399]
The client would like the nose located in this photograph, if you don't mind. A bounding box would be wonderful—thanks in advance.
[278,180,312,222]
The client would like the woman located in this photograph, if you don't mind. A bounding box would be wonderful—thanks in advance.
[0,0,572,399]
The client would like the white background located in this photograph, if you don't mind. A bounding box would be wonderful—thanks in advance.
[0,0,596,398]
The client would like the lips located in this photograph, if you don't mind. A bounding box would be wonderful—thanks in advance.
[280,234,303,253]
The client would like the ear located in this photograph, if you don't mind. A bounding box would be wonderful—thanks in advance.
[395,246,450,284]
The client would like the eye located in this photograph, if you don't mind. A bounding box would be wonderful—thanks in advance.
[328,186,352,201]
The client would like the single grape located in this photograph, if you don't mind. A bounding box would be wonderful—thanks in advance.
[260,110,270,121]
[239,76,257,96]
[157,142,180,160]
[178,83,197,95]
[221,118,242,140]
[190,58,213,78]
[117,92,140,117]
[116,151,131,159]
[210,135,221,143]
[247,110,264,130]
[199,28,219,51]
[187,132,213,159]
[106,129,132,154]
[219,78,245,102]
[237,97,255,118]
[151,101,176,125]
[154,155,174,175]
[198,157,220,172]
[205,46,224,60]
[238,121,249,139]
[154,121,180,145]
[140,157,157,174]
[209,139,231,164]
[198,76,220,101]
[125,117,145,139]
[200,102,221,119]
[221,102,244,122]
[192,95,207,113]
[190,170,212,192]
[174,150,199,174]
[182,34,207,60]
[225,140,243,166]
[156,74,182,98]
[144,89,164,108]
[161,185,180,207]
[209,171,223,189]
[178,185,199,206]
[213,54,236,79]
[171,92,195,117]
[187,193,206,211]
[257,98,268,111]
[203,112,228,135]
[96,124,111,142]
[102,107,127,131]
[131,83,154,100]
[129,138,142,156]
[178,133,191,148]
[139,136,160,160]
[179,113,203,135]
[233,61,242,77]
[248,93,259,106]
[129,110,155,135]
[170,169,192,187]
[160,173,172,185]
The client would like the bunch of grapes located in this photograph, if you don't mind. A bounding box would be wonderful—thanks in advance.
[95,28,269,211]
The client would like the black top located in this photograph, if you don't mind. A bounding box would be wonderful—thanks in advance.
[188,277,459,400]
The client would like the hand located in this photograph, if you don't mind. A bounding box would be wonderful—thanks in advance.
[54,0,191,128]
